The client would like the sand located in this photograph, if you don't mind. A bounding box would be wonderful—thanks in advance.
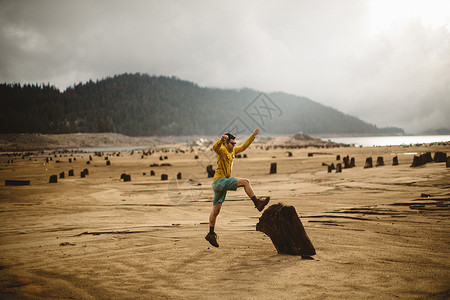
[0,138,449,299]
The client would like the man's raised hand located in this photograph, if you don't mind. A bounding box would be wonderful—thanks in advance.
[221,134,229,142]
[252,128,260,137]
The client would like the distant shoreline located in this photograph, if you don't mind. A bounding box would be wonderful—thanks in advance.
[1,132,449,152]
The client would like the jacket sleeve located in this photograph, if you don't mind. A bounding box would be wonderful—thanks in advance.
[235,134,255,154]
[213,138,224,154]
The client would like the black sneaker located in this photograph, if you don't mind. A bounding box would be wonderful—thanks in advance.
[255,196,270,212]
[205,232,219,247]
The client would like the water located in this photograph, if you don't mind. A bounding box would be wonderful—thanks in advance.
[322,135,450,147]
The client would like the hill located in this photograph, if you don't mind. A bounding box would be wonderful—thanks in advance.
[0,73,404,136]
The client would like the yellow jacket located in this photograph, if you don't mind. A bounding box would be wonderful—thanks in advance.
[212,134,255,182]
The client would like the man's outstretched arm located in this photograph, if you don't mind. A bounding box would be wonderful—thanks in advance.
[235,128,260,154]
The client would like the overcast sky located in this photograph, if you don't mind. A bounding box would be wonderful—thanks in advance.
[1,0,449,134]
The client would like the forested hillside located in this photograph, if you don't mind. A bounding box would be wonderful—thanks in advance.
[0,73,404,136]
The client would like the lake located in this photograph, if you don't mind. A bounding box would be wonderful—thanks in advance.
[322,135,450,147]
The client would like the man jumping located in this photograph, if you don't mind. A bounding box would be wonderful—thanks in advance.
[205,128,270,247]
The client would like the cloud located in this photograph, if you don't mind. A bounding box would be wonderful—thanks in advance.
[0,0,449,133]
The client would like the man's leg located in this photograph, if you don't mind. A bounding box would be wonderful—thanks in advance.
[236,178,255,198]
[209,203,222,228]
[237,177,270,212]
[205,203,221,247]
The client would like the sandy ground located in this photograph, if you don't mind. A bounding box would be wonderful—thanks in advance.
[0,139,449,299]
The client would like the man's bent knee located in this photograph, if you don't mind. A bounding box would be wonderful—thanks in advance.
[237,178,250,187]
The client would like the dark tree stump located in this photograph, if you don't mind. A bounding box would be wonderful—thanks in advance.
[336,163,342,173]
[68,169,74,176]
[106,160,111,166]
[243,154,248,158]
[83,168,89,175]
[49,175,58,183]
[350,157,355,168]
[177,172,182,180]
[336,155,340,160]
[86,161,90,165]
[434,152,447,162]
[375,157,384,167]
[424,152,433,163]
[364,157,373,168]
[120,173,127,180]
[308,153,313,157]
[270,163,277,174]
[194,155,199,159]
[5,180,30,186]
[150,170,155,176]
[330,163,335,170]
[393,156,399,166]
[256,203,316,256]
[446,157,450,168]
[206,165,215,178]
[89,155,92,161]
[327,165,332,173]
[411,155,426,167]
[343,155,350,168]
[80,171,85,178]
[161,174,168,181]
[60,172,65,179]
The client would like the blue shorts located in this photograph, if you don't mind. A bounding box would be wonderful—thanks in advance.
[212,177,238,205]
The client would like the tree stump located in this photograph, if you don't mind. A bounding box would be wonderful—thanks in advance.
[270,163,277,174]
[330,163,335,170]
[68,169,74,176]
[424,152,433,163]
[49,175,58,183]
[5,180,30,186]
[393,156,399,166]
[60,172,65,179]
[106,160,111,166]
[446,157,450,168]
[336,163,342,173]
[375,156,384,167]
[327,165,332,173]
[256,203,316,257]
[83,168,89,175]
[350,157,355,168]
[434,152,447,162]
[336,155,340,160]
[177,172,182,180]
[80,171,85,178]
[364,157,373,168]
[150,170,155,176]
[411,155,426,167]
[161,174,168,181]
[343,156,350,168]
[206,165,215,178]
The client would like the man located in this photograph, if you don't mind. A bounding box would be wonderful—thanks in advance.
[205,128,270,247]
